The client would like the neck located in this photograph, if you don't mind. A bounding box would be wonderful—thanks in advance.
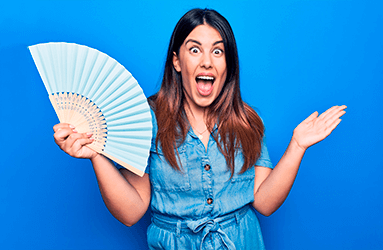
[183,95,206,121]
[184,102,208,132]
[183,100,213,149]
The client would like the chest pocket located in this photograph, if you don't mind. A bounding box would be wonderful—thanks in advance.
[149,144,191,192]
[230,151,255,183]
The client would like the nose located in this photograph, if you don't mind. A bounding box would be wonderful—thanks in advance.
[200,52,213,69]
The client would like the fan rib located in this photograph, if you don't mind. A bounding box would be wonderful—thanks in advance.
[29,42,152,176]
[82,53,109,99]
[100,150,145,177]
[32,46,52,94]
[104,144,148,166]
[73,47,88,94]
[93,70,133,109]
[87,59,118,101]
[102,87,144,116]
[78,49,97,95]
[108,126,152,132]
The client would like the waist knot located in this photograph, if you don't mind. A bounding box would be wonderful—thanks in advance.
[152,205,250,250]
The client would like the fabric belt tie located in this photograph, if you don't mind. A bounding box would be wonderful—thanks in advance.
[187,217,236,250]
[152,205,250,250]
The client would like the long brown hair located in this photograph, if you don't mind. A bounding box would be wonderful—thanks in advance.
[148,8,264,176]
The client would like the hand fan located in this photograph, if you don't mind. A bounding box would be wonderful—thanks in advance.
[29,42,152,177]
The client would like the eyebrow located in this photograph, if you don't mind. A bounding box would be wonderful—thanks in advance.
[185,39,224,46]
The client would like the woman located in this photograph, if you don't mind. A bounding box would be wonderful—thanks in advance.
[53,8,346,249]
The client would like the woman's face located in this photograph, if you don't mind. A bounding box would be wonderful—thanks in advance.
[173,24,227,111]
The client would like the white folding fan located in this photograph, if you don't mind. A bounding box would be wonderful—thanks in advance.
[29,42,152,177]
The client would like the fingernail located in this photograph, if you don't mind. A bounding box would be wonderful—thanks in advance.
[72,129,78,133]
[69,124,75,129]
[86,132,93,137]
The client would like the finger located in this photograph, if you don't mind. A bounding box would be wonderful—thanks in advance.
[53,123,75,133]
[69,137,95,154]
[54,127,75,143]
[323,108,346,126]
[318,105,347,120]
[330,105,347,117]
[325,118,342,134]
[318,105,339,119]
[304,111,318,123]
[65,132,92,149]
[77,137,95,147]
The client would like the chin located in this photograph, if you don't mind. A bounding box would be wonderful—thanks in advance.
[196,98,215,108]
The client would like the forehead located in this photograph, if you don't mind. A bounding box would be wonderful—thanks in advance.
[184,24,223,44]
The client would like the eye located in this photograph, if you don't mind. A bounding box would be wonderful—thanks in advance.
[190,47,200,54]
[213,48,224,56]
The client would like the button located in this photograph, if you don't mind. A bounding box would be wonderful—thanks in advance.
[204,164,211,171]
[207,198,213,204]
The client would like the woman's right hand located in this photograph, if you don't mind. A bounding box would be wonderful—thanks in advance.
[53,123,98,159]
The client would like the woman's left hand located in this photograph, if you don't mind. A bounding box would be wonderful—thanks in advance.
[292,105,347,151]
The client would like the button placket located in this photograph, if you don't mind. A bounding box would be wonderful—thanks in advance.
[204,164,211,171]
[207,198,213,205]
[201,158,214,208]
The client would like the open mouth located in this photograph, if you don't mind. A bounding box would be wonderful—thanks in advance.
[196,75,215,82]
[195,75,215,96]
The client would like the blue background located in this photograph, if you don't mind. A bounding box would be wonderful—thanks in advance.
[1,0,382,249]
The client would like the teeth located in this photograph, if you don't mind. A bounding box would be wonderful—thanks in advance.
[196,76,215,81]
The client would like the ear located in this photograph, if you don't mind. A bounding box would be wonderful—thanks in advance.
[172,52,181,72]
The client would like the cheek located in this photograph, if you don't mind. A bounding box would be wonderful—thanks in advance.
[216,81,225,95]
[181,70,192,86]
[180,71,194,96]
[180,62,195,84]
[218,62,227,74]
[216,72,227,94]
[213,58,227,76]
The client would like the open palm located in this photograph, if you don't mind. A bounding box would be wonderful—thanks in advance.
[292,105,347,150]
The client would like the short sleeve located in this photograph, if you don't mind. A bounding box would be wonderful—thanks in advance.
[145,107,158,174]
[255,137,273,169]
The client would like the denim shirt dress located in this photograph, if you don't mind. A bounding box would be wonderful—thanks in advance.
[146,109,273,250]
